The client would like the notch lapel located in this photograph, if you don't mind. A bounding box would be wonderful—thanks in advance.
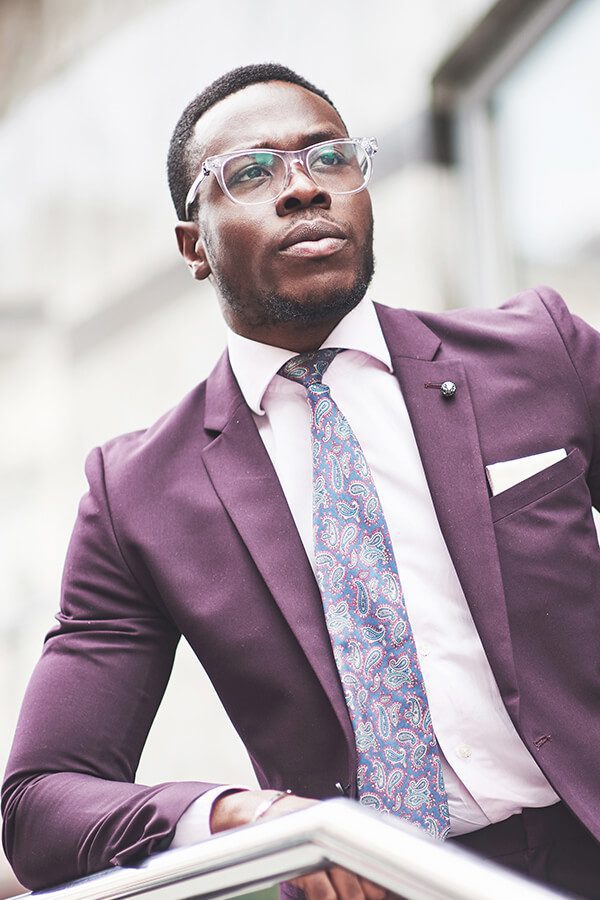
[376,305,519,720]
[201,352,354,746]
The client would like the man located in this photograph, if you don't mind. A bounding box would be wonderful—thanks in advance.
[3,63,600,899]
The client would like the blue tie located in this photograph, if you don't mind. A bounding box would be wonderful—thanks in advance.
[279,348,449,838]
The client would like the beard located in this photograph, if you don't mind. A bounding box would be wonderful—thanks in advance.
[211,221,375,330]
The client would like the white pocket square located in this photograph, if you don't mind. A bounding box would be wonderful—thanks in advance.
[486,448,567,496]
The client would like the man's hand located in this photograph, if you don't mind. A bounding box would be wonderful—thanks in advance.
[210,790,387,899]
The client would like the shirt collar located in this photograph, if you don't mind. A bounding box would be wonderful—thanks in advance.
[227,294,393,416]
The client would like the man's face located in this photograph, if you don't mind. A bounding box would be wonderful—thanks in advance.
[177,81,374,341]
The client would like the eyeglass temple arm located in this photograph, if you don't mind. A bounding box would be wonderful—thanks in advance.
[184,163,211,219]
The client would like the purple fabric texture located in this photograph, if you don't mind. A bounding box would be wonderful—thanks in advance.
[3,286,600,890]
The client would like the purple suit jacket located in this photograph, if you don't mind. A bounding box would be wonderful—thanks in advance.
[3,285,600,889]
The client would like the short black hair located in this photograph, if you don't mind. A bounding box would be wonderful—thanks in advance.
[167,63,341,220]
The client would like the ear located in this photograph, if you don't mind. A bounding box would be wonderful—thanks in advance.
[175,222,211,281]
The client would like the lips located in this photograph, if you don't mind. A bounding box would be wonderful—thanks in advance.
[278,219,349,260]
[279,219,347,251]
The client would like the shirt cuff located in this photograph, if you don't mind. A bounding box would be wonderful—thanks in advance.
[170,785,251,847]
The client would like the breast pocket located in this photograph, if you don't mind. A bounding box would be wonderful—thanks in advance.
[489,447,586,523]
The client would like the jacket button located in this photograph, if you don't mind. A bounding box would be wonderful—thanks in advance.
[441,381,457,399]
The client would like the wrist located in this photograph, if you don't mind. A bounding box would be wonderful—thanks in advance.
[252,789,292,822]
[210,789,286,834]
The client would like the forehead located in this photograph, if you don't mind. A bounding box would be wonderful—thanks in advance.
[191,81,347,159]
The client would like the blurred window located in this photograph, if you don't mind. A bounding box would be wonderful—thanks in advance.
[491,0,600,326]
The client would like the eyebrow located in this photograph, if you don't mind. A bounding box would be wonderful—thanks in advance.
[220,129,347,156]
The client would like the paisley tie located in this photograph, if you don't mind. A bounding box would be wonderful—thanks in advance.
[279,348,449,838]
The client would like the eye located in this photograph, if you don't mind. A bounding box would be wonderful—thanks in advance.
[226,152,276,187]
[312,146,348,168]
[232,163,272,184]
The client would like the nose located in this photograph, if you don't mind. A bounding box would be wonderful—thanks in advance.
[275,163,332,216]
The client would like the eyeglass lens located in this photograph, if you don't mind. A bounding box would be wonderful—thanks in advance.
[222,140,369,203]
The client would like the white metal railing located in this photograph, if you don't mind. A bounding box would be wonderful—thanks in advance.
[8,799,568,900]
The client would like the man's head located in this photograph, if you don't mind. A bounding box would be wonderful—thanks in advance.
[169,63,375,349]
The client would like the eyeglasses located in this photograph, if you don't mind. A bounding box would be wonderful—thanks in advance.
[184,137,378,217]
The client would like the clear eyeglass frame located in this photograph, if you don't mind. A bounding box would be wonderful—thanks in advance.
[184,136,378,218]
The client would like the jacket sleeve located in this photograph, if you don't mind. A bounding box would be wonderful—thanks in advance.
[1,446,217,890]
[536,285,600,511]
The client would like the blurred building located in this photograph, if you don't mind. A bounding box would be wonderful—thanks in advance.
[0,0,598,895]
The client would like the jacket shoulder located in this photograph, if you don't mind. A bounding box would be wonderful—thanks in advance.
[414,285,571,344]
[99,378,210,474]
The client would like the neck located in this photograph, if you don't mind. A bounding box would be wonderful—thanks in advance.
[228,316,346,353]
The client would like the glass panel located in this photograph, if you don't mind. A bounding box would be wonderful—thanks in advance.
[186,889,277,900]
[307,141,368,192]
[234,890,278,900]
[223,152,286,202]
[491,0,600,327]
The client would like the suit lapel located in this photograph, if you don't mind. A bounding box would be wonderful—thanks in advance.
[376,304,519,720]
[202,352,354,745]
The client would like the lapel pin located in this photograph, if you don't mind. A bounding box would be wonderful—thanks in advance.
[424,380,457,400]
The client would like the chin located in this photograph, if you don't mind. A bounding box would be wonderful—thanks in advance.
[260,279,370,327]
[216,244,375,329]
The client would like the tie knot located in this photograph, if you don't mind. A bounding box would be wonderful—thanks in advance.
[278,348,342,390]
